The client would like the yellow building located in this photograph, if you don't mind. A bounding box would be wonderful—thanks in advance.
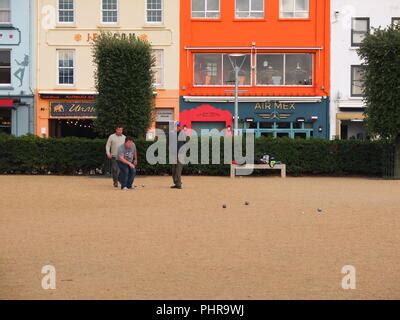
[35,0,179,137]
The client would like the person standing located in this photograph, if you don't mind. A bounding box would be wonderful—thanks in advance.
[117,137,138,191]
[171,123,186,190]
[106,126,126,188]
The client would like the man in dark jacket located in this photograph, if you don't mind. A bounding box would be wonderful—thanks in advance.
[171,123,186,190]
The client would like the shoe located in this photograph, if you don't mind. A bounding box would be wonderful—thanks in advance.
[113,182,118,188]
[122,187,128,191]
[171,185,182,189]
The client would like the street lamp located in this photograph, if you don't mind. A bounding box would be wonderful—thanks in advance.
[228,54,246,136]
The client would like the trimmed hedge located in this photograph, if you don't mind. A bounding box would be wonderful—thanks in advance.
[0,134,391,176]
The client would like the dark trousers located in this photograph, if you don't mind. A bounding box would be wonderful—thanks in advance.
[111,157,120,183]
[117,161,136,189]
[172,162,183,187]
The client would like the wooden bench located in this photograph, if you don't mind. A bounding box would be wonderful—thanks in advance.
[230,163,287,178]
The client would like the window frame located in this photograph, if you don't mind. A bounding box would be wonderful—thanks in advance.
[152,49,164,88]
[351,17,370,47]
[191,0,220,19]
[255,53,314,87]
[57,49,75,86]
[0,49,11,86]
[0,0,11,25]
[279,0,310,19]
[235,0,265,19]
[146,0,163,24]
[392,17,400,26]
[101,0,119,24]
[350,65,365,97]
[57,0,75,24]
[193,53,253,87]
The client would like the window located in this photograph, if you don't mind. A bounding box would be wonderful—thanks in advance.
[351,65,365,97]
[146,0,163,23]
[102,0,118,23]
[0,0,11,24]
[194,54,222,85]
[58,0,74,23]
[351,18,370,46]
[280,0,309,18]
[285,54,312,85]
[256,53,312,86]
[194,54,251,86]
[57,50,75,85]
[0,50,11,85]
[192,0,220,19]
[223,54,251,85]
[236,0,264,19]
[392,17,400,26]
[0,108,11,134]
[152,49,164,87]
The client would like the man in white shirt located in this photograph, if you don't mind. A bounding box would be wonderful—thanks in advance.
[106,126,126,188]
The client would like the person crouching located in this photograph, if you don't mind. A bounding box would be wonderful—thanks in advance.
[117,137,138,191]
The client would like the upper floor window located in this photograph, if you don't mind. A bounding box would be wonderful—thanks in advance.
[236,0,264,19]
[194,53,252,86]
[256,53,313,86]
[57,49,75,86]
[0,0,11,24]
[102,0,118,23]
[0,50,11,85]
[351,18,370,47]
[392,17,400,26]
[146,0,163,23]
[280,0,309,18]
[152,49,164,87]
[192,0,220,19]
[58,0,74,23]
[351,65,365,97]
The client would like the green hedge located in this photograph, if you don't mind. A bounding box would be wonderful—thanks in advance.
[0,134,391,176]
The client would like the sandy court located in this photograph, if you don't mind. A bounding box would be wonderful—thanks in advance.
[0,175,399,300]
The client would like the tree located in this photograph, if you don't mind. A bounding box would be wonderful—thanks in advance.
[93,32,155,138]
[358,24,400,178]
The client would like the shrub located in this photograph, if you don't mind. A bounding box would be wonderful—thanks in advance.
[0,135,390,177]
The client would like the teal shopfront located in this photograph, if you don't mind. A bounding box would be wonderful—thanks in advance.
[180,97,330,139]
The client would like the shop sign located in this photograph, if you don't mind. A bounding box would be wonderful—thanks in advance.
[255,101,296,120]
[50,102,97,118]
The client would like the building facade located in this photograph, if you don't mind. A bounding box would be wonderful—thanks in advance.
[330,0,400,140]
[36,0,179,138]
[0,0,35,136]
[180,0,330,139]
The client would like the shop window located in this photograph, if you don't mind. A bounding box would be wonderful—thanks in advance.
[192,0,220,18]
[152,49,164,87]
[235,0,264,19]
[0,50,11,85]
[256,53,312,86]
[351,65,365,97]
[285,54,312,85]
[294,132,307,139]
[146,0,163,23]
[58,0,74,23]
[223,54,251,86]
[0,0,11,24]
[57,49,75,85]
[280,0,309,19]
[0,108,11,134]
[351,18,370,46]
[102,0,118,23]
[256,54,284,85]
[194,54,222,85]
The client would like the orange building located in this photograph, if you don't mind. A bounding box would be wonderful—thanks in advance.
[180,0,330,139]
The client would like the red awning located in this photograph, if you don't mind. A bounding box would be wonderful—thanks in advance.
[0,99,13,107]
